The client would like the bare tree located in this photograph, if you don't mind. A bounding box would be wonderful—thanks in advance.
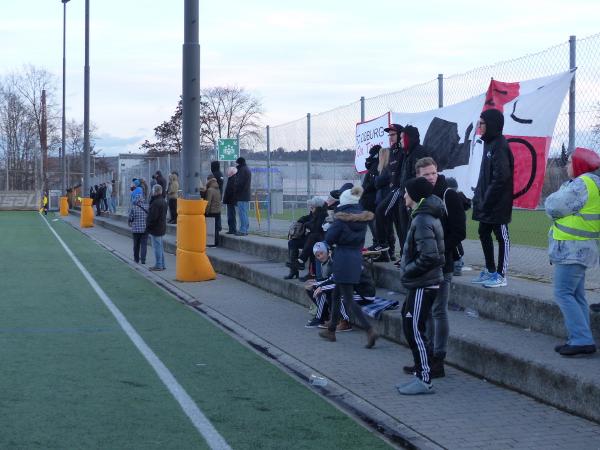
[200,86,263,148]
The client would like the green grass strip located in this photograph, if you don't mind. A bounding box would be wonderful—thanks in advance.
[1,212,391,449]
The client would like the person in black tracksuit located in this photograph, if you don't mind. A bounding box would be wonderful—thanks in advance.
[397,177,445,395]
[471,108,514,287]
[373,125,427,261]
[402,157,466,378]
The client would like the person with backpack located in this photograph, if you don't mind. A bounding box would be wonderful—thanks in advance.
[128,190,148,264]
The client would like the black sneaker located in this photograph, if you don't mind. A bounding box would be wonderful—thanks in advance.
[305,317,323,328]
[558,344,597,357]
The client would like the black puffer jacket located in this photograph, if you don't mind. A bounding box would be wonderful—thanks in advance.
[325,204,374,284]
[472,109,514,224]
[391,125,428,191]
[400,195,445,289]
[360,154,379,213]
[432,175,466,274]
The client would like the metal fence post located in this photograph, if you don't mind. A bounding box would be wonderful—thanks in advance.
[568,35,576,152]
[438,74,444,108]
[266,125,271,235]
[306,113,311,198]
[360,96,365,122]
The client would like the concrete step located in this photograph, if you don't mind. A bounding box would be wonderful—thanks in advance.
[81,212,600,424]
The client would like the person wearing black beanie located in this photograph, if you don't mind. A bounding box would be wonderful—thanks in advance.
[396,177,445,395]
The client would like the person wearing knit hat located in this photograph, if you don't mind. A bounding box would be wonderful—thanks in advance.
[471,108,514,288]
[545,147,600,357]
[396,177,445,395]
[295,196,328,281]
[318,184,379,348]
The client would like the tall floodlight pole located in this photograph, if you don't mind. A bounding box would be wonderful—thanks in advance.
[61,0,70,193]
[181,0,201,198]
[83,0,91,197]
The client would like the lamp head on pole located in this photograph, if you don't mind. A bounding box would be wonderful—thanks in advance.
[62,0,70,4]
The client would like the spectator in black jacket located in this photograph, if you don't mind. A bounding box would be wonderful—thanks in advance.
[403,157,466,379]
[235,157,252,236]
[155,171,167,199]
[223,167,238,234]
[361,144,381,245]
[471,108,514,288]
[373,125,427,260]
[146,184,168,271]
[211,160,224,195]
[397,177,445,396]
[297,196,328,281]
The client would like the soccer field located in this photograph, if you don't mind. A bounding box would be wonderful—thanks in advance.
[0,211,392,449]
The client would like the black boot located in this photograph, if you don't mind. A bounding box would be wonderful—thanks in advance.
[430,353,446,378]
[284,247,300,279]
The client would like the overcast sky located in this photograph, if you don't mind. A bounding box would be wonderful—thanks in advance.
[2,0,599,156]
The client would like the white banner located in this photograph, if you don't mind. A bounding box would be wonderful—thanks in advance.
[354,112,390,173]
[383,70,574,208]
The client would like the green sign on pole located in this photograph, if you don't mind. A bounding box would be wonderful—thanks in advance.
[217,138,239,161]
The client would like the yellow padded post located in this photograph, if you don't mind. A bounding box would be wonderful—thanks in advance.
[176,199,216,282]
[59,197,69,216]
[80,197,94,228]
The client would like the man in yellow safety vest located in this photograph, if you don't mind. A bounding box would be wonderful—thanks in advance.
[545,147,600,357]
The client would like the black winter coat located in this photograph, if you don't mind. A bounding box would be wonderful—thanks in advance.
[325,204,374,284]
[360,155,378,213]
[472,135,514,224]
[145,195,168,236]
[305,206,328,235]
[400,195,445,289]
[235,163,252,202]
[432,175,467,273]
[390,127,428,191]
[156,175,167,198]
[374,166,391,205]
[222,174,237,205]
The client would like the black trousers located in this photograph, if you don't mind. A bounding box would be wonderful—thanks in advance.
[328,283,371,332]
[478,222,510,277]
[168,198,177,222]
[375,190,408,253]
[402,287,437,383]
[132,232,148,263]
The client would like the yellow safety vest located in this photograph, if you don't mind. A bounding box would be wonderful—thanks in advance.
[552,175,600,240]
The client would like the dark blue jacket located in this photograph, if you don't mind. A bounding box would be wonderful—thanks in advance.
[325,203,374,284]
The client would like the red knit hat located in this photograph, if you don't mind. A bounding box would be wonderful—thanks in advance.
[571,147,600,177]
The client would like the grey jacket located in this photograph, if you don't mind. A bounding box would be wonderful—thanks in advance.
[544,172,600,268]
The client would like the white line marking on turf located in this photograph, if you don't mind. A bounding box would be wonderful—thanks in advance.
[42,215,231,450]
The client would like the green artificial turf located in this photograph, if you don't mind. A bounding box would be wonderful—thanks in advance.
[0,212,391,450]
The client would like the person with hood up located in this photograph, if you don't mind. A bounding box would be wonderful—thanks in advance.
[545,147,600,357]
[397,177,445,395]
[211,160,225,195]
[372,124,427,261]
[234,157,252,236]
[318,184,378,348]
[471,108,514,288]
[361,144,381,245]
[167,172,179,224]
[204,176,222,246]
[223,167,238,234]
